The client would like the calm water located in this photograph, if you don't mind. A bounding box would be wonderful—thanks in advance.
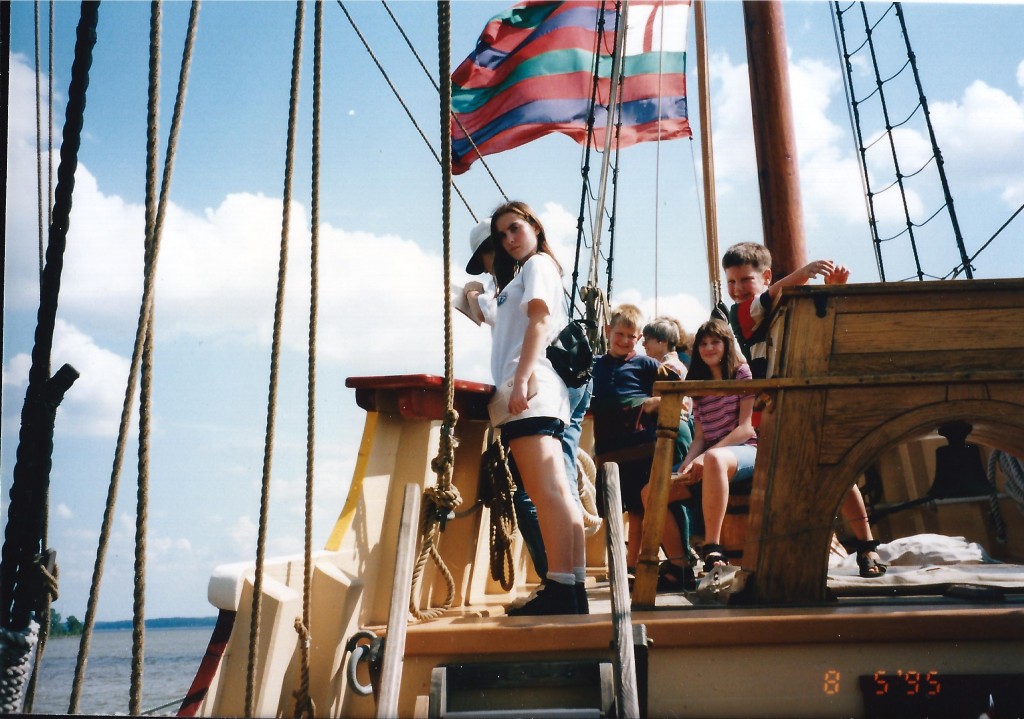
[28,627,212,716]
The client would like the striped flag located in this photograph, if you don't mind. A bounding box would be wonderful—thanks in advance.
[451,1,691,175]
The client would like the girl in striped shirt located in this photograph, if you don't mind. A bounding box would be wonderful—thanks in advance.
[678,319,757,571]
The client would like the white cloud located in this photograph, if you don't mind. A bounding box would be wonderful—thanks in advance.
[2,320,133,438]
[928,79,1024,206]
[707,50,757,197]
[56,503,73,519]
[229,514,257,556]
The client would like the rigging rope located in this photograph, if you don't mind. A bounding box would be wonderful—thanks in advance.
[292,2,323,718]
[833,1,971,282]
[952,201,1024,279]
[379,0,509,204]
[34,0,44,285]
[127,4,168,711]
[70,2,200,711]
[409,0,462,625]
[586,1,626,296]
[335,1,480,221]
[606,91,624,305]
[24,10,58,705]
[246,1,304,714]
[569,1,608,318]
[48,1,54,236]
[0,1,94,711]
[653,1,667,315]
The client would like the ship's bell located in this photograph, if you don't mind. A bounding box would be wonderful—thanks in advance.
[928,421,995,500]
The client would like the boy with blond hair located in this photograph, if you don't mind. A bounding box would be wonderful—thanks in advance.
[722,242,886,577]
[592,304,692,587]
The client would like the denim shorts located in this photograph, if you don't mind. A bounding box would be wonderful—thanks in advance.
[724,444,758,483]
[501,416,565,443]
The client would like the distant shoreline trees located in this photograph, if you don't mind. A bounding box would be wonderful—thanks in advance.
[44,609,217,635]
[48,609,83,636]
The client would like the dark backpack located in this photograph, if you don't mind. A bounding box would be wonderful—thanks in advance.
[547,319,595,388]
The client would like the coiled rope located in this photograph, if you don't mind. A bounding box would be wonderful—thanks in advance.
[245,1,304,715]
[576,450,603,535]
[0,621,39,715]
[484,441,518,591]
[408,1,462,624]
[292,2,323,717]
[70,2,199,711]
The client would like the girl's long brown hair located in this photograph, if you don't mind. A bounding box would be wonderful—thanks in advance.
[687,319,745,380]
[490,201,562,290]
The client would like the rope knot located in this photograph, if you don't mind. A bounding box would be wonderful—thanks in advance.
[292,617,315,719]
[34,552,59,603]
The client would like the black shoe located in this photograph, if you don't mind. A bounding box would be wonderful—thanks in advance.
[575,582,590,615]
[506,581,579,616]
[656,561,696,593]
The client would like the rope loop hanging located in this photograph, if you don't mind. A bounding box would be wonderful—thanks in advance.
[409,1,462,623]
[291,617,316,719]
[484,440,518,591]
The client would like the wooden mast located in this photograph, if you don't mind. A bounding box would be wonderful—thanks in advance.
[742,1,806,278]
[694,0,723,309]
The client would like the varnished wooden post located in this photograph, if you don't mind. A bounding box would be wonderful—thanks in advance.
[602,464,640,719]
[632,391,683,608]
[743,0,807,278]
[375,485,419,719]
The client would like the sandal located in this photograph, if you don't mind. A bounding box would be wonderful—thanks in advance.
[701,543,728,573]
[657,561,696,593]
[855,540,888,578]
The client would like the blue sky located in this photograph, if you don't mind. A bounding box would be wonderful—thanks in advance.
[4,1,1023,622]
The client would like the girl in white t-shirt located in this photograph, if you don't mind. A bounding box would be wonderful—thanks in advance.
[488,201,586,616]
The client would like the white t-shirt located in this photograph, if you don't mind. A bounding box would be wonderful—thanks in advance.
[489,253,569,425]
[478,276,498,327]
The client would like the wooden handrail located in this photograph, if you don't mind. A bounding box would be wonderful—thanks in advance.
[631,394,683,610]
[654,369,1024,397]
[602,463,640,719]
[374,485,420,719]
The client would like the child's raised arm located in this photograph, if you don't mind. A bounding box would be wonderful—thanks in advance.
[769,259,849,300]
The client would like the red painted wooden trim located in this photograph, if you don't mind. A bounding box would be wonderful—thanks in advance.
[176,609,236,717]
[346,374,494,421]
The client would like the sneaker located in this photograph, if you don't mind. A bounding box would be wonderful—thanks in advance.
[575,582,589,615]
[506,581,578,616]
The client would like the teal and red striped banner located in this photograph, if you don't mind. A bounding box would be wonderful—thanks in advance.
[451,1,691,175]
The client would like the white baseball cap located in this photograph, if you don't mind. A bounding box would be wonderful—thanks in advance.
[466,221,493,275]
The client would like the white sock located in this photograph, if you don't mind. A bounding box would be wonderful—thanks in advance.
[573,567,586,584]
[547,571,575,586]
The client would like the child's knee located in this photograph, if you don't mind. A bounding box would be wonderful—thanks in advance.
[704,449,728,473]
